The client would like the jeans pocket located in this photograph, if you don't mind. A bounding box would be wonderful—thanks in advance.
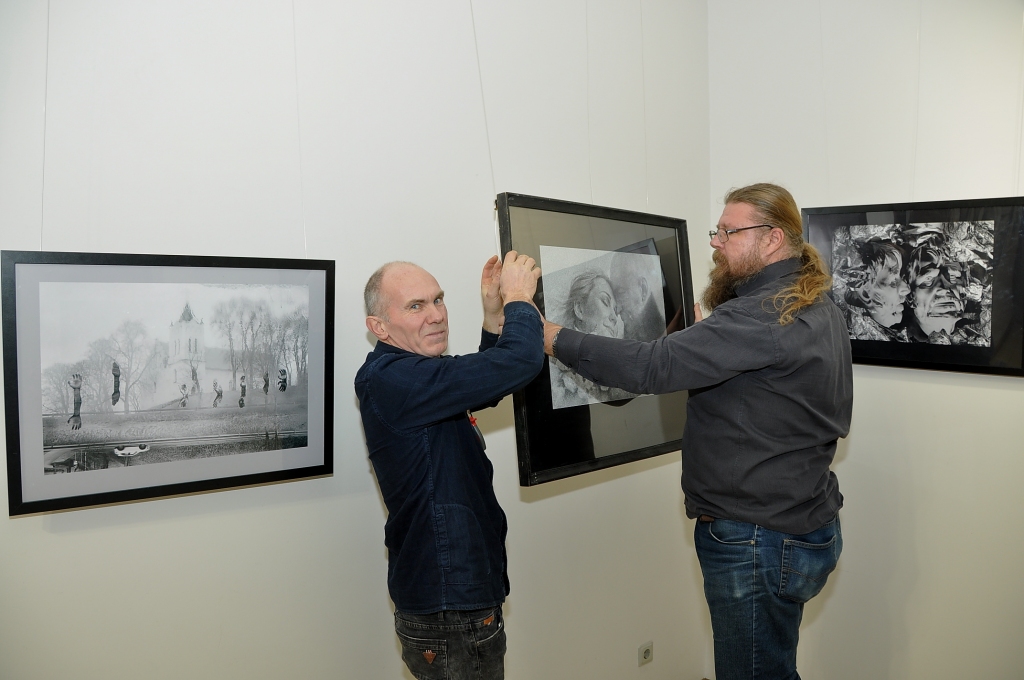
[475,607,505,646]
[706,519,756,545]
[396,629,448,680]
[475,608,506,678]
[778,533,839,604]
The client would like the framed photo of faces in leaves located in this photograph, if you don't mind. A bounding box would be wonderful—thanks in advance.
[2,250,334,515]
[803,196,1024,376]
[496,193,694,486]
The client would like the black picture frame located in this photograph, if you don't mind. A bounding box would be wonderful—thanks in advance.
[2,250,335,515]
[803,196,1024,376]
[496,193,694,485]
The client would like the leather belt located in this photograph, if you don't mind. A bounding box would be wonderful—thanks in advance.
[698,514,715,523]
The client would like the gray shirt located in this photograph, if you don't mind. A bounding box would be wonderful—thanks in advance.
[554,258,853,534]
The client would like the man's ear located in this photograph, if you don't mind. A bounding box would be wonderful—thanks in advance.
[765,227,787,256]
[366,316,389,342]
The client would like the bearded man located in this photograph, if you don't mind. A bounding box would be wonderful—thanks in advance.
[543,183,853,680]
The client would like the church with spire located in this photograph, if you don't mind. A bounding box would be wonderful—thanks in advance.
[155,303,235,407]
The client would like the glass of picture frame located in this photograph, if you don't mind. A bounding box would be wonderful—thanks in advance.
[496,193,694,485]
[2,250,335,515]
[803,196,1024,375]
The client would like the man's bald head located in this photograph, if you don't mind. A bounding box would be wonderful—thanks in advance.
[364,261,449,356]
[364,261,419,319]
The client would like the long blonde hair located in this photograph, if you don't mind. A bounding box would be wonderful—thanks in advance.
[724,183,831,325]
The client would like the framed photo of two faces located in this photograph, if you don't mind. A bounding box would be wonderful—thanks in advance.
[803,196,1024,376]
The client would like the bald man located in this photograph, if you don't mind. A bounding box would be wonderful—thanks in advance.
[355,252,543,680]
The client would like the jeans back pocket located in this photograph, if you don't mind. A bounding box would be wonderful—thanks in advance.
[778,526,841,604]
[396,630,448,680]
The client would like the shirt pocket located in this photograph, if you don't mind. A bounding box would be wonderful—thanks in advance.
[435,503,490,585]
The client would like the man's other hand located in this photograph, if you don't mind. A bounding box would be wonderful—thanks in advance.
[481,255,504,334]
[499,250,541,307]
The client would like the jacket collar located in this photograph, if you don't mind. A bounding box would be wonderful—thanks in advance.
[375,339,408,354]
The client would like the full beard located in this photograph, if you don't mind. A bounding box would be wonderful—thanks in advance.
[700,248,766,311]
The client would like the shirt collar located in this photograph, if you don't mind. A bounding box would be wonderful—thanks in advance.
[374,339,410,355]
[735,257,802,298]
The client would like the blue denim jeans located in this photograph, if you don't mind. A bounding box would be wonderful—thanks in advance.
[394,606,506,680]
[694,515,842,680]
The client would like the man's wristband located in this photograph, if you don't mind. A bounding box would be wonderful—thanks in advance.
[551,328,561,357]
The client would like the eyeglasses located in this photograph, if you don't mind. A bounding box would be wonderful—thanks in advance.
[708,224,773,243]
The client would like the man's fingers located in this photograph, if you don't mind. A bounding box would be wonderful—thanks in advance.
[693,303,704,322]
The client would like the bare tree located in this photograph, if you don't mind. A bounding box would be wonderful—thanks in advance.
[212,299,243,390]
[211,295,309,397]
[286,307,309,386]
[42,362,77,414]
[107,319,160,413]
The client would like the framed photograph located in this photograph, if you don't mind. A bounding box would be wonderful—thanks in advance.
[2,250,335,515]
[496,193,694,485]
[803,196,1024,375]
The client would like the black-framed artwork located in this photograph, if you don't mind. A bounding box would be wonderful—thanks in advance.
[2,250,335,515]
[496,193,694,486]
[803,196,1024,376]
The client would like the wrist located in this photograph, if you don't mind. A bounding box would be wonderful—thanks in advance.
[482,313,502,334]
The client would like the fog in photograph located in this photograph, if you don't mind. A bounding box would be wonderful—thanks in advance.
[38,282,310,474]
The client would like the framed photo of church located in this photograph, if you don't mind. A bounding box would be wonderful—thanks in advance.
[496,193,694,486]
[803,196,1024,376]
[1,250,335,515]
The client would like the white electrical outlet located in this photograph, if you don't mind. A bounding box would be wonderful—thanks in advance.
[638,640,653,667]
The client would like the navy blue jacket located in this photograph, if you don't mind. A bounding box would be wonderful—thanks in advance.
[355,301,543,614]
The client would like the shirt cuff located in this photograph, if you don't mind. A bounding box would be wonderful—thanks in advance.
[552,327,585,369]
[503,300,540,323]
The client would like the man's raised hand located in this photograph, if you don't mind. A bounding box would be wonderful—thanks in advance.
[498,250,541,307]
[481,255,504,334]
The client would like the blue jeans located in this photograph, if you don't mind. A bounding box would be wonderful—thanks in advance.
[394,606,506,680]
[694,515,842,680]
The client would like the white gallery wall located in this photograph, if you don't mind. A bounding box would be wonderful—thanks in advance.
[5,0,1024,678]
[709,1,1024,678]
[0,1,712,679]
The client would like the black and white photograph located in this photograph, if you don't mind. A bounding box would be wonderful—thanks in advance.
[830,221,994,345]
[540,244,665,409]
[39,281,310,474]
[497,192,693,485]
[804,197,1024,377]
[2,251,334,515]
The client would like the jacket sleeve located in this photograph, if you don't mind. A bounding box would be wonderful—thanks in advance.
[368,302,544,432]
[554,304,777,395]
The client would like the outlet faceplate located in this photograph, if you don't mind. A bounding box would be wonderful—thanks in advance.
[638,641,653,667]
